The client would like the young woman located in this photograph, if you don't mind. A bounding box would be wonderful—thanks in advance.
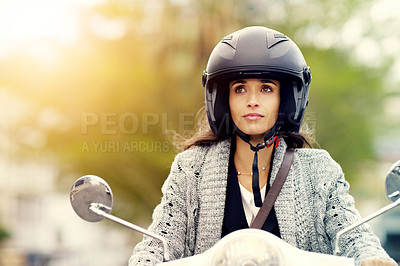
[129,26,395,266]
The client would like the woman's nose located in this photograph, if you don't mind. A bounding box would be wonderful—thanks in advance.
[247,91,259,108]
[247,102,259,108]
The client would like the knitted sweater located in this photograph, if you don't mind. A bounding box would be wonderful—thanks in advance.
[129,138,391,266]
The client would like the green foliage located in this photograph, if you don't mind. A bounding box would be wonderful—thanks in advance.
[304,48,386,180]
[0,225,10,243]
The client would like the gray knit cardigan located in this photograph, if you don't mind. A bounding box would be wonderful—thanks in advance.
[129,138,392,266]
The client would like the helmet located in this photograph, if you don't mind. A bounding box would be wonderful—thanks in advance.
[202,26,311,136]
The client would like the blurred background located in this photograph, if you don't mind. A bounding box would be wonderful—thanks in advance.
[0,0,399,265]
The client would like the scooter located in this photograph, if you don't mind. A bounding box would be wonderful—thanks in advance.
[69,160,400,265]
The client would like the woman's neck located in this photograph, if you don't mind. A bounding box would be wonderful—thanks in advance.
[233,135,274,174]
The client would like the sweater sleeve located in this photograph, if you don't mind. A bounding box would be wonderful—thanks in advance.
[128,154,189,265]
[321,152,393,266]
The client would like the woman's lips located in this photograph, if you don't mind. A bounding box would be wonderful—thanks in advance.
[243,113,264,121]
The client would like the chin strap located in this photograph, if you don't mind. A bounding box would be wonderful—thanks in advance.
[233,123,280,207]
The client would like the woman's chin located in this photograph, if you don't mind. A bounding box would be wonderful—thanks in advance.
[235,120,276,136]
[237,125,269,136]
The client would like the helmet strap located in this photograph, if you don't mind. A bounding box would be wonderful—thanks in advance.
[233,123,279,207]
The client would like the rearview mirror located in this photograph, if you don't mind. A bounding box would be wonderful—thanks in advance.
[70,175,113,222]
[69,175,171,261]
[385,160,400,202]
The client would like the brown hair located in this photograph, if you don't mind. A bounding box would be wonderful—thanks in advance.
[173,107,314,151]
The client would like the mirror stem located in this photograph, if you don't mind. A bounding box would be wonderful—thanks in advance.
[334,196,400,255]
[89,203,171,262]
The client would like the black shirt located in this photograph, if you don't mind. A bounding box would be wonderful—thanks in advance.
[221,139,281,238]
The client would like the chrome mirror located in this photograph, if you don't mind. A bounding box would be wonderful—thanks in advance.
[335,159,400,255]
[69,174,170,261]
[386,160,400,202]
[70,175,113,222]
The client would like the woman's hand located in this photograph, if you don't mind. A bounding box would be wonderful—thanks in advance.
[361,257,397,266]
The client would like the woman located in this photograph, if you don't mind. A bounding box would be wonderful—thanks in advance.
[129,26,395,266]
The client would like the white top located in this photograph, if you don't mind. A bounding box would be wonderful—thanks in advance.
[238,181,266,226]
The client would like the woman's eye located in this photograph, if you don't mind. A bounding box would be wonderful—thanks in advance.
[261,86,272,92]
[234,86,245,93]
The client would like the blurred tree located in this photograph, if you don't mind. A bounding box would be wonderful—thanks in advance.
[304,48,387,180]
[0,225,10,244]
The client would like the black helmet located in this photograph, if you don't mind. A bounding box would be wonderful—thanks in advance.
[202,26,311,136]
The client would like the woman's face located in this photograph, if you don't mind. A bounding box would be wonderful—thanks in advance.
[229,78,280,138]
